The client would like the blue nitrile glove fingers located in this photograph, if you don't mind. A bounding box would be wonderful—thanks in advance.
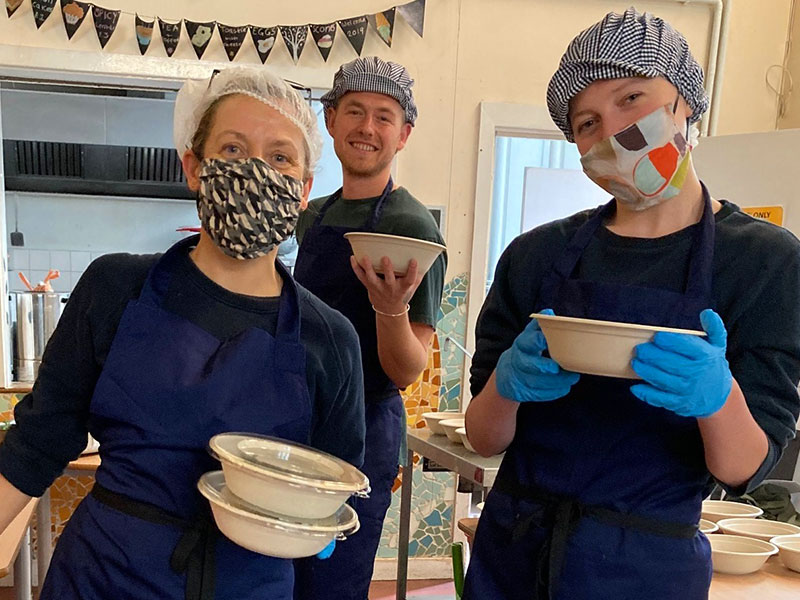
[495,310,580,403]
[316,539,336,559]
[630,309,732,418]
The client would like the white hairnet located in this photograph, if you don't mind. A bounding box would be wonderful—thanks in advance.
[173,67,323,174]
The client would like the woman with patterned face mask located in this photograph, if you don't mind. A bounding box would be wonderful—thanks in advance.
[464,8,800,600]
[0,67,365,600]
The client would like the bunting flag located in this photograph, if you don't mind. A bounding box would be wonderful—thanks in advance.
[249,25,277,64]
[279,25,308,64]
[368,8,395,47]
[134,14,154,55]
[310,23,337,62]
[92,5,120,48]
[218,24,248,61]
[60,0,88,39]
[338,16,368,56]
[397,0,425,37]
[158,17,182,57]
[19,1,426,60]
[185,20,215,59]
[6,0,23,18]
[31,0,57,29]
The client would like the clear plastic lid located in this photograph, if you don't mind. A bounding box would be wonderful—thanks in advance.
[198,471,359,535]
[208,433,370,493]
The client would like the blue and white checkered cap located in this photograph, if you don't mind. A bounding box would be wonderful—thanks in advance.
[321,56,418,125]
[547,7,709,142]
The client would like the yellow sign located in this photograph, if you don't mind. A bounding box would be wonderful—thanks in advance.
[742,205,784,227]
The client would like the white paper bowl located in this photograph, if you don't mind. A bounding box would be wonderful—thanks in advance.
[455,427,476,452]
[701,500,764,523]
[422,412,464,435]
[718,518,800,542]
[770,534,800,573]
[198,471,359,559]
[707,534,778,574]
[531,313,704,379]
[209,433,369,519]
[439,418,465,443]
[344,232,445,276]
[699,518,719,534]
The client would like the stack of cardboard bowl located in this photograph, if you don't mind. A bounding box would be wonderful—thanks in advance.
[701,499,800,574]
[422,411,479,453]
[198,433,370,558]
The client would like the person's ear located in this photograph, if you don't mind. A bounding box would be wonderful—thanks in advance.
[396,122,413,152]
[325,107,337,137]
[300,176,314,210]
[181,150,202,192]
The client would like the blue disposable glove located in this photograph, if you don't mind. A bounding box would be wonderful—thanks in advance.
[495,309,580,403]
[316,539,336,559]
[630,309,732,418]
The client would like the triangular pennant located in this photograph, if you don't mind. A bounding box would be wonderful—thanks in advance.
[135,14,154,55]
[158,18,182,57]
[249,26,277,64]
[397,0,425,37]
[368,8,395,47]
[92,5,120,49]
[310,23,337,62]
[32,0,57,29]
[338,16,368,56]
[6,0,24,18]
[218,24,248,62]
[60,0,88,40]
[185,20,215,60]
[279,25,308,64]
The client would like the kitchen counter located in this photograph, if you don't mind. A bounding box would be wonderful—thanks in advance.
[710,557,800,598]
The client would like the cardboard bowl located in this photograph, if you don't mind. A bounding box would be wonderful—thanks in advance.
[701,500,763,523]
[718,518,800,542]
[344,232,445,276]
[422,412,464,435]
[707,534,778,575]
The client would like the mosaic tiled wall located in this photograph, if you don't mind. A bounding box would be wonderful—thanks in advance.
[378,273,469,559]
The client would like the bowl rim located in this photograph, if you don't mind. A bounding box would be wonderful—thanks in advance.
[209,433,369,493]
[771,534,800,548]
[706,533,779,556]
[718,517,800,535]
[198,471,359,535]
[343,231,446,252]
[438,418,466,428]
[421,411,465,420]
[530,313,704,337]
[702,500,764,517]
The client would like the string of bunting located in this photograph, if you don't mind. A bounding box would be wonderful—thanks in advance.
[5,0,425,63]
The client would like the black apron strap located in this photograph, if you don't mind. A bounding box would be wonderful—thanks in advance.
[91,483,218,600]
[494,476,698,599]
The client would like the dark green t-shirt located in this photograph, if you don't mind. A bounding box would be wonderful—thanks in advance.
[296,187,447,327]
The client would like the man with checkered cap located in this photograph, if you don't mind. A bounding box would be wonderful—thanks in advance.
[293,56,446,600]
[463,7,800,599]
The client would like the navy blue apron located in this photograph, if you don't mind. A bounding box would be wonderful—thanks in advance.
[39,235,312,600]
[463,189,716,600]
[293,180,405,600]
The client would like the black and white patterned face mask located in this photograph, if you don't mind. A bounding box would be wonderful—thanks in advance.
[197,158,305,260]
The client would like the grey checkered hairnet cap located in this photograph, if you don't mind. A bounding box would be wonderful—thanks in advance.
[321,56,418,125]
[547,7,709,142]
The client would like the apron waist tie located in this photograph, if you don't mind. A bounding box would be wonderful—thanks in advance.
[494,476,698,600]
[90,482,218,600]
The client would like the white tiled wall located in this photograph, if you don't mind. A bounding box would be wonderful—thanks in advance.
[8,248,106,292]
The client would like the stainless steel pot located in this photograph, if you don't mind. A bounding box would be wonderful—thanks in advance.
[10,291,69,382]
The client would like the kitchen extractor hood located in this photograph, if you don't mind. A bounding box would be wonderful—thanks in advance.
[2,139,195,200]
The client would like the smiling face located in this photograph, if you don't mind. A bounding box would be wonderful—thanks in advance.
[182,94,313,208]
[326,91,412,181]
[569,76,692,156]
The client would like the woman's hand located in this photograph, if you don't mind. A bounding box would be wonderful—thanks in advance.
[495,310,580,403]
[631,309,732,417]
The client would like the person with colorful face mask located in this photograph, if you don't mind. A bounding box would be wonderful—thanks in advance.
[0,67,366,600]
[292,57,447,600]
[463,8,800,599]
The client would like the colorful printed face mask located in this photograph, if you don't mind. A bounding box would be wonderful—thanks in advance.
[197,158,304,260]
[580,98,692,211]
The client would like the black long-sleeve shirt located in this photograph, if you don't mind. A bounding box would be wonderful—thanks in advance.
[0,245,365,497]
[471,200,800,492]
